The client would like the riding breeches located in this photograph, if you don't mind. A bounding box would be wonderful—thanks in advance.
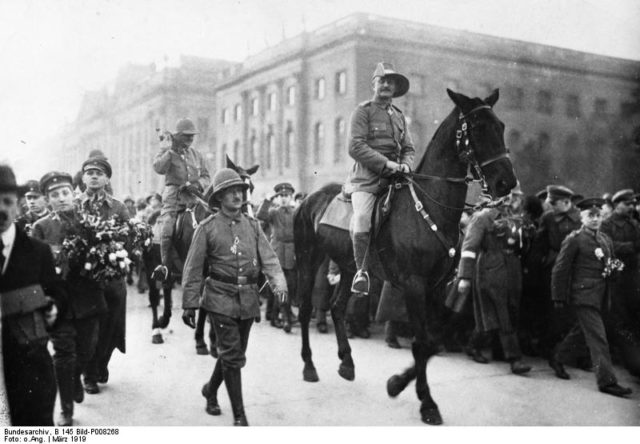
[160,211,177,265]
[351,191,376,233]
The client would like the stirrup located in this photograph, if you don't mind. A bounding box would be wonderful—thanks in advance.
[351,270,370,295]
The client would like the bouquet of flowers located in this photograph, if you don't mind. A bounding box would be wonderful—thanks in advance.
[594,247,625,278]
[62,213,153,282]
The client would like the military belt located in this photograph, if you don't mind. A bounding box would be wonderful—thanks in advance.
[209,272,258,285]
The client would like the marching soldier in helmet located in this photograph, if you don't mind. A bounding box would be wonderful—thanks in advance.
[77,155,130,394]
[549,198,632,398]
[16,179,50,233]
[346,62,415,295]
[181,168,287,426]
[152,118,211,281]
[256,182,297,332]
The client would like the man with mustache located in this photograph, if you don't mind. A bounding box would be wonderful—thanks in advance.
[345,62,415,295]
[0,164,63,425]
[181,168,287,426]
[32,172,107,425]
[76,156,130,395]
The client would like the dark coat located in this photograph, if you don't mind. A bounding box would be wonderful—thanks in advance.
[256,200,296,270]
[538,208,582,268]
[551,227,613,309]
[458,207,525,332]
[31,212,107,319]
[1,225,66,343]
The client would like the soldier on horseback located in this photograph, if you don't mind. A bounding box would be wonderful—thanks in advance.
[345,62,415,295]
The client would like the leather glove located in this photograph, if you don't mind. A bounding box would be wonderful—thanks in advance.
[182,308,196,329]
[44,303,58,328]
[276,290,288,305]
[398,163,411,174]
[327,273,341,286]
[457,279,471,298]
[151,265,169,282]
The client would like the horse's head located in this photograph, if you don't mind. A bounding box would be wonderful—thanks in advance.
[226,155,259,215]
[446,89,517,198]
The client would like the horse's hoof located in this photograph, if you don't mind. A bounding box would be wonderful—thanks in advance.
[196,344,209,355]
[421,407,443,426]
[387,375,408,398]
[303,366,319,383]
[338,364,355,381]
[158,315,171,329]
[152,334,164,344]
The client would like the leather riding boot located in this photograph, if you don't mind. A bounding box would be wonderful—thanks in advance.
[202,361,223,416]
[74,371,84,404]
[223,367,248,426]
[56,366,75,426]
[351,232,371,294]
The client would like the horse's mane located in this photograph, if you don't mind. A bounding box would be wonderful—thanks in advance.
[414,107,459,173]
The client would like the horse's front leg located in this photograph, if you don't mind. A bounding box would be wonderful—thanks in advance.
[331,275,354,381]
[298,260,319,382]
[157,278,173,329]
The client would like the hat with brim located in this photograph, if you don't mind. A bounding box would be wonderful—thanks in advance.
[372,62,410,98]
[547,185,574,200]
[274,182,295,196]
[82,156,112,178]
[208,168,249,206]
[576,197,605,212]
[612,189,635,205]
[0,165,27,195]
[40,171,73,195]
[175,118,199,135]
[24,180,43,197]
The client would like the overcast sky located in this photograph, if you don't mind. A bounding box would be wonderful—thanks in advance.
[1,0,639,181]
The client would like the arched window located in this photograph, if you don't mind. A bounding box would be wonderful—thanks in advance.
[314,122,324,165]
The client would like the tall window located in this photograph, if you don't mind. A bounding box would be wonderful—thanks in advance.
[221,108,229,125]
[566,94,581,118]
[537,132,551,155]
[249,131,257,165]
[220,143,227,167]
[268,92,277,111]
[266,131,275,170]
[233,140,240,164]
[251,98,259,116]
[234,104,242,122]
[506,87,524,110]
[287,86,296,106]
[285,122,294,168]
[507,130,521,152]
[315,78,325,100]
[334,117,345,163]
[314,122,324,164]
[536,90,553,115]
[335,71,346,95]
[197,117,209,140]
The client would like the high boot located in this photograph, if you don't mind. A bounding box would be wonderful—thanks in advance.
[223,367,248,426]
[201,360,223,416]
[351,232,371,294]
[56,365,75,426]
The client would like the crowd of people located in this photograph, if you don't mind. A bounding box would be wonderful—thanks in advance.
[1,61,638,428]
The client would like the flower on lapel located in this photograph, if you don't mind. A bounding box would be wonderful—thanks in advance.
[594,248,605,259]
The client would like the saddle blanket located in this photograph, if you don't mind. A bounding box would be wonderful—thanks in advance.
[318,194,352,231]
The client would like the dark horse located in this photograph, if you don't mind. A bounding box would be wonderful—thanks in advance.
[294,89,517,425]
[146,155,259,349]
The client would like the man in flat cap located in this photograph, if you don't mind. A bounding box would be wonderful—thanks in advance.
[16,180,49,234]
[152,118,211,281]
[181,168,287,426]
[77,156,130,395]
[257,182,297,332]
[32,171,107,426]
[536,184,582,359]
[550,198,632,397]
[0,165,64,425]
[600,189,640,378]
[345,62,415,295]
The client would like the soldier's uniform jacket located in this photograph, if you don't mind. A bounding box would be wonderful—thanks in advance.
[77,191,130,222]
[551,227,614,309]
[538,207,581,267]
[600,212,640,268]
[346,100,415,194]
[256,200,295,270]
[152,146,210,215]
[32,211,107,319]
[16,209,49,233]
[181,211,287,320]
[457,207,525,332]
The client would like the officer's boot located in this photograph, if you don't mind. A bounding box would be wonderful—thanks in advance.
[201,360,223,415]
[74,369,84,404]
[351,232,370,294]
[195,308,209,355]
[223,367,248,426]
[56,365,75,426]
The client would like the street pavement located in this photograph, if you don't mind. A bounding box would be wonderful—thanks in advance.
[57,283,640,427]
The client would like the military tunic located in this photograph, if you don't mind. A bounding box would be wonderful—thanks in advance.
[16,208,49,234]
[551,227,619,388]
[346,99,415,194]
